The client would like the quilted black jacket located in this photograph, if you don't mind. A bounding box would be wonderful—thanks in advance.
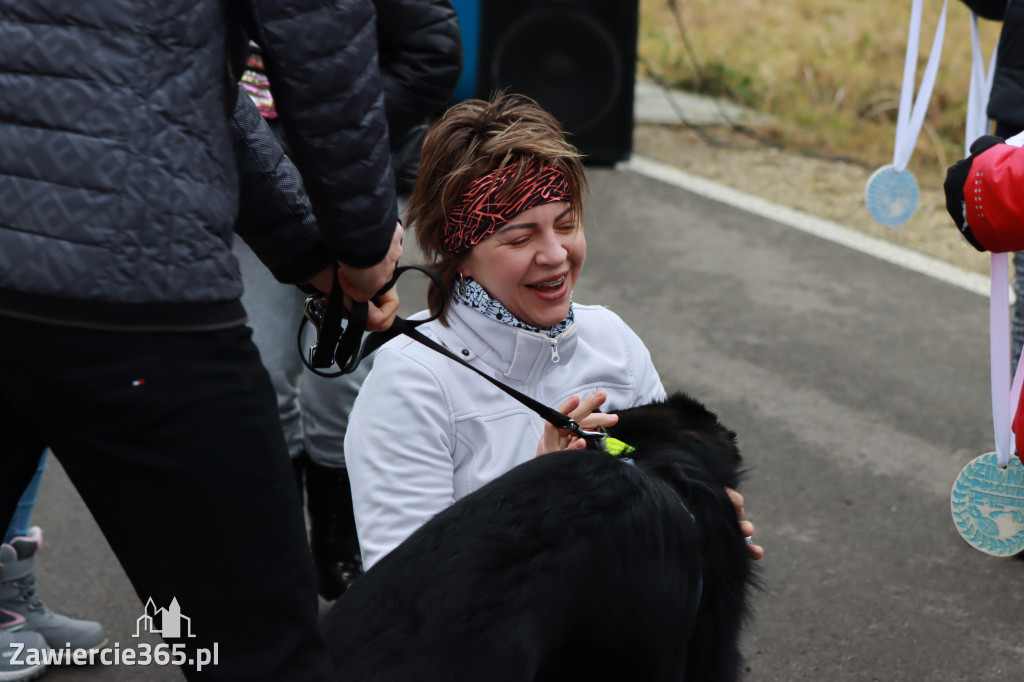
[230,85,332,285]
[0,0,396,330]
[376,0,462,194]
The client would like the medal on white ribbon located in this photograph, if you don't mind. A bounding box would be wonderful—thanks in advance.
[950,16,1024,557]
[952,453,1024,557]
[865,0,947,228]
[953,209,1024,557]
[864,165,919,228]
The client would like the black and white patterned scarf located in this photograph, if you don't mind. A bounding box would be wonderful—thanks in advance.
[455,277,574,338]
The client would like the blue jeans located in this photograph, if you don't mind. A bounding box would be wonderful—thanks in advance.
[3,450,46,544]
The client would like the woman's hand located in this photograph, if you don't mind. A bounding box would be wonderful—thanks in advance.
[726,487,764,560]
[536,390,619,456]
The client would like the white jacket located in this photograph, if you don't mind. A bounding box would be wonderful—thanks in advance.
[345,301,667,569]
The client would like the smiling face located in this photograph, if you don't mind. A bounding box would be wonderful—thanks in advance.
[459,201,585,329]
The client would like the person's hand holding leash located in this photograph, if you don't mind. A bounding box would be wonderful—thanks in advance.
[337,221,404,330]
[536,390,619,456]
[364,286,400,331]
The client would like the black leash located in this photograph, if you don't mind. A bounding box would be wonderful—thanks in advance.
[297,265,605,442]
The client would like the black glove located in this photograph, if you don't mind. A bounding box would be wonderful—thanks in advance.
[944,134,1005,252]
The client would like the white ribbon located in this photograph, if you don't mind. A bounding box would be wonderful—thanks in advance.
[968,14,1020,468]
[989,255,1021,468]
[892,0,948,172]
[965,12,998,149]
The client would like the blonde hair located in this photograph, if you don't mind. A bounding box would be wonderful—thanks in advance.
[405,92,587,323]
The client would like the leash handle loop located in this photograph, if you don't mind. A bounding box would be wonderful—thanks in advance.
[298,265,440,378]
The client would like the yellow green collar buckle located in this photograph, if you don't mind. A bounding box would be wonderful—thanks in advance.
[603,436,636,457]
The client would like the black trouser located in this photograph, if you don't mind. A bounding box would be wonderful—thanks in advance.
[0,316,333,680]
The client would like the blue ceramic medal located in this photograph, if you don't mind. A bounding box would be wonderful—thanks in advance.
[864,164,919,228]
[951,452,1024,557]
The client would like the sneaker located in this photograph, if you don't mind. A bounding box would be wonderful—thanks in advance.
[0,608,26,633]
[0,528,107,655]
[0,629,47,681]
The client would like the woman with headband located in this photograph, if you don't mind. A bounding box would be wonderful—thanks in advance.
[344,93,761,569]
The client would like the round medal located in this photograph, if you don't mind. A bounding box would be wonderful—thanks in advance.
[951,452,1024,557]
[864,164,919,228]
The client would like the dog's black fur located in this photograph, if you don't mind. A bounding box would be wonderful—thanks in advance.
[321,392,756,681]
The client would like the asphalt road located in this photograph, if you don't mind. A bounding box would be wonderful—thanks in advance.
[32,164,1019,681]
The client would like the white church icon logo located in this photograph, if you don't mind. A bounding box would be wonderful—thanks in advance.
[134,597,196,638]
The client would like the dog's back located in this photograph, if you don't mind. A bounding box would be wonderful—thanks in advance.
[321,392,754,681]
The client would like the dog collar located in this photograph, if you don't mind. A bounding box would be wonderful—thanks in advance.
[603,437,635,457]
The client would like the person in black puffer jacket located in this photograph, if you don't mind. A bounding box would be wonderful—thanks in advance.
[960,0,1024,370]
[960,0,1024,134]
[375,0,464,194]
[233,0,462,602]
[0,0,405,680]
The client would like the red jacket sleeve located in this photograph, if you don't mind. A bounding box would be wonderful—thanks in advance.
[1015,396,1024,463]
[964,144,1024,253]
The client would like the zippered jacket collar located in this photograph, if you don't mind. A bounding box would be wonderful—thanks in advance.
[434,300,579,382]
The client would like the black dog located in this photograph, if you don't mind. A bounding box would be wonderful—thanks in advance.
[321,392,756,681]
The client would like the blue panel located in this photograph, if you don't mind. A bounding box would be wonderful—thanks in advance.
[451,0,480,101]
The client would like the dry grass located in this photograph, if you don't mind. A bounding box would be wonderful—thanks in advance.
[638,0,1002,179]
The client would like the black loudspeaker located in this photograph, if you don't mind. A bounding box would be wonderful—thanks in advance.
[475,0,639,165]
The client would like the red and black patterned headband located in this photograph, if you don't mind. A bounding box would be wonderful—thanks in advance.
[443,162,572,254]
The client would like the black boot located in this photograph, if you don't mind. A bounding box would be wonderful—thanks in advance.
[305,461,364,600]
